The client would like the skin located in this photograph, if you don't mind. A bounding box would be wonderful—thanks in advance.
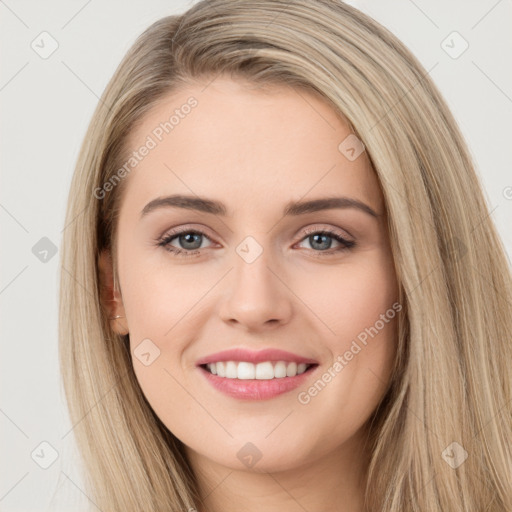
[99,76,399,512]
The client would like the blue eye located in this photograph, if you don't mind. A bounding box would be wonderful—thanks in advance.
[157,230,212,258]
[156,227,356,258]
[298,230,356,254]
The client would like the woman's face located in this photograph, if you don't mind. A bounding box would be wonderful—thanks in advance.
[104,76,399,474]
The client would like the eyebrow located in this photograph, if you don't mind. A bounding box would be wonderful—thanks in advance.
[140,194,380,219]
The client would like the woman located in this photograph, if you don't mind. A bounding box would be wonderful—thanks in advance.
[58,0,512,510]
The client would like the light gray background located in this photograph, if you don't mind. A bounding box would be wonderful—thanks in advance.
[1,1,511,510]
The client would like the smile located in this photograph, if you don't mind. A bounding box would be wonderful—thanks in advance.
[196,347,319,400]
[202,360,313,379]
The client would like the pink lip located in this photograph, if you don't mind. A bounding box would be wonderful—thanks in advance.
[195,348,318,366]
[198,364,319,401]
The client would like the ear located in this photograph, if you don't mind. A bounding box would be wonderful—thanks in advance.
[98,249,129,335]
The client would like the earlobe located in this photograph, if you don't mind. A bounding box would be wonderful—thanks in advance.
[97,249,129,335]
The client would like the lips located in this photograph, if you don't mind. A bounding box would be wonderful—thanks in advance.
[198,362,319,400]
[195,347,320,400]
[195,347,319,366]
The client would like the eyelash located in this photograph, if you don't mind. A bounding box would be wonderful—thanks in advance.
[156,226,356,259]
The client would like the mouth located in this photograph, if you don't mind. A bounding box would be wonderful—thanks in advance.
[199,361,318,380]
[195,348,320,400]
[197,360,320,401]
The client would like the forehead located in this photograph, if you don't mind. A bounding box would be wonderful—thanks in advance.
[121,77,383,214]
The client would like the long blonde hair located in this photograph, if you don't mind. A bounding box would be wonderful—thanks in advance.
[58,1,512,510]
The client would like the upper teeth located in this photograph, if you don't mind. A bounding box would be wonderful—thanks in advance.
[206,361,310,380]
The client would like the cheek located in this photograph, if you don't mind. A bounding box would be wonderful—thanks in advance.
[118,246,204,340]
[295,254,398,345]
[293,254,399,407]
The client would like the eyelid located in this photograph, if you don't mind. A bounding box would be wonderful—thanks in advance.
[158,224,218,243]
[299,224,354,242]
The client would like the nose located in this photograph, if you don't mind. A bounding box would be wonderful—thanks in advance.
[218,247,294,332]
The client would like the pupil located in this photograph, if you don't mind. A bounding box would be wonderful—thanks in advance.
[181,233,201,249]
[311,234,331,250]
